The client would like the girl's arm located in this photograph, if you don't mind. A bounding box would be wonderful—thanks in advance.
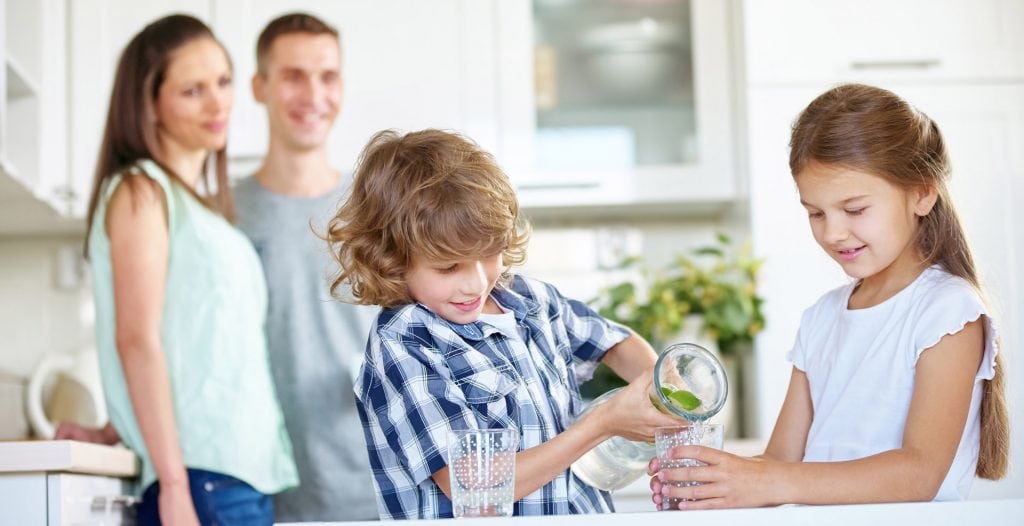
[657,320,984,508]
[432,368,680,501]
[600,331,658,382]
[107,178,199,525]
[761,367,814,462]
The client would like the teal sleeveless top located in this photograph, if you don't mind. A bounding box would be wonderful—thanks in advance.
[88,160,298,494]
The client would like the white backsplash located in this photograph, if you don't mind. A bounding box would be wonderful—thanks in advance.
[0,219,744,378]
[0,236,94,378]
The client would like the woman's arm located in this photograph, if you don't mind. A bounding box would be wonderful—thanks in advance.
[657,320,984,508]
[600,331,658,382]
[107,178,198,524]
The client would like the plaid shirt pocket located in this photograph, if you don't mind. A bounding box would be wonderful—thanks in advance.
[454,367,520,427]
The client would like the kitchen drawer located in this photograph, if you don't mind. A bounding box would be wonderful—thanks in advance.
[0,472,136,525]
[50,473,136,525]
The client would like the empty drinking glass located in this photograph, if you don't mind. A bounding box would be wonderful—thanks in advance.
[448,428,518,518]
[655,423,724,511]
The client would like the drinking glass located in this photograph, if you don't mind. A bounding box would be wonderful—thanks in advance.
[448,428,518,518]
[655,423,724,511]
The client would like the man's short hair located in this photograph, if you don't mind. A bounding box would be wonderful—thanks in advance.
[256,12,339,74]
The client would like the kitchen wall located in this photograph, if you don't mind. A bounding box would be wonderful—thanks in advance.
[0,235,94,379]
[0,217,744,375]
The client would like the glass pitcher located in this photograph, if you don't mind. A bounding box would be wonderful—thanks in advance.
[570,343,728,491]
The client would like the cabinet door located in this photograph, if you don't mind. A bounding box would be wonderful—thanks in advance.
[744,0,1024,86]
[212,0,496,177]
[494,0,737,213]
[4,0,67,213]
[0,473,48,525]
[66,0,212,219]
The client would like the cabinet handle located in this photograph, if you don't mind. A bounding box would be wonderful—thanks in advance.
[90,494,140,511]
[517,181,601,191]
[850,59,941,70]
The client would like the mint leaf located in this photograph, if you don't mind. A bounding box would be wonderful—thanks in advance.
[660,386,702,411]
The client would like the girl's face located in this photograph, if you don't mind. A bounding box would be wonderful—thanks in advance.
[405,252,504,324]
[795,163,935,283]
[155,37,233,155]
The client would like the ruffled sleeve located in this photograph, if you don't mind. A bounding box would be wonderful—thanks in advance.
[911,275,998,381]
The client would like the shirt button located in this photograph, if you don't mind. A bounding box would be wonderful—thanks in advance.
[204,482,215,492]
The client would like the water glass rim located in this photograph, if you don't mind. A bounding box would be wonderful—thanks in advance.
[655,423,723,433]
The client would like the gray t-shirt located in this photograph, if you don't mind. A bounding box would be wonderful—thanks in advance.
[234,175,379,522]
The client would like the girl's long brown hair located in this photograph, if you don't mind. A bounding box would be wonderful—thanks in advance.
[83,14,233,257]
[789,83,1008,479]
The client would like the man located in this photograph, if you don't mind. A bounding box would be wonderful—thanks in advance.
[232,13,378,522]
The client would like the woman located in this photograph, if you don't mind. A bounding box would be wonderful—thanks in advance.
[79,14,297,525]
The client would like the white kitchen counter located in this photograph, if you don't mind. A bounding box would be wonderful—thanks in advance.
[282,499,1024,525]
[0,439,138,476]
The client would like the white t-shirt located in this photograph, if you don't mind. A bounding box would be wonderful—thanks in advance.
[787,266,999,501]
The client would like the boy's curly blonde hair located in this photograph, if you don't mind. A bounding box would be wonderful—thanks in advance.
[326,129,530,308]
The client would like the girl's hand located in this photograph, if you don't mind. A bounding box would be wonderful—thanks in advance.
[650,445,782,510]
[158,483,200,526]
[598,371,680,442]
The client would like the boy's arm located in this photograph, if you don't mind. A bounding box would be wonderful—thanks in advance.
[432,372,678,501]
[600,331,657,382]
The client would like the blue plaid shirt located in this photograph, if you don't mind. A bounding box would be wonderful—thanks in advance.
[355,275,631,519]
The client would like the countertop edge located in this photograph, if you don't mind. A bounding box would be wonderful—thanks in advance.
[0,440,139,477]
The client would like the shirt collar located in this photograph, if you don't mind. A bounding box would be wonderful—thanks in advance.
[437,281,541,342]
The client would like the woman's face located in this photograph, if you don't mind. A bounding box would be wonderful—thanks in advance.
[155,37,233,155]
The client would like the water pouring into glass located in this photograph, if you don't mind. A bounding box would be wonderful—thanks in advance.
[571,342,728,491]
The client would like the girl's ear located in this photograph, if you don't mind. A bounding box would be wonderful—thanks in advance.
[912,184,939,217]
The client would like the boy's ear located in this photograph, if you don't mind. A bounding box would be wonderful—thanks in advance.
[912,184,939,217]
[251,73,266,104]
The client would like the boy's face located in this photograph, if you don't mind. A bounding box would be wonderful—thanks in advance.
[405,252,504,324]
[252,32,342,152]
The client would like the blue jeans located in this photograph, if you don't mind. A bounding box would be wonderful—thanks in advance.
[136,468,273,526]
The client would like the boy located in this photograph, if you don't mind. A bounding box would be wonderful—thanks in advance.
[325,129,678,519]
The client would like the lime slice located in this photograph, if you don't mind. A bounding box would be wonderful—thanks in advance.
[660,386,702,412]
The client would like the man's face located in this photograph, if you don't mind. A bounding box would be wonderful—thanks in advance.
[253,33,342,151]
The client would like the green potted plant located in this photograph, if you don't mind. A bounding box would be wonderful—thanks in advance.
[583,233,765,434]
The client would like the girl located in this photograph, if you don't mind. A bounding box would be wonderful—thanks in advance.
[650,83,1008,508]
[79,15,297,525]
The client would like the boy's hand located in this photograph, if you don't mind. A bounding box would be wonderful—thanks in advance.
[598,371,680,442]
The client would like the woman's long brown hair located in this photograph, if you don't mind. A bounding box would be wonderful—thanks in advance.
[789,83,1008,480]
[83,14,233,257]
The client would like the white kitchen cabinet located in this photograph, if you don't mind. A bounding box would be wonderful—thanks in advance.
[66,0,212,219]
[744,0,1024,86]
[2,0,69,214]
[0,440,139,525]
[495,0,739,216]
[0,472,135,525]
[212,0,497,178]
